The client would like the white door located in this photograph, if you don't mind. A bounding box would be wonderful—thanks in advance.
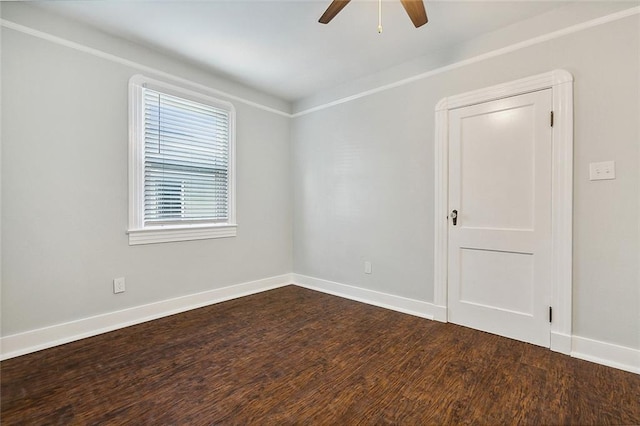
[447,89,553,347]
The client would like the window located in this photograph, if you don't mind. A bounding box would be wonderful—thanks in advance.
[128,75,236,245]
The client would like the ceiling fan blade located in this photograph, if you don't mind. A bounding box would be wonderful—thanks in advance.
[400,0,428,28]
[319,0,351,24]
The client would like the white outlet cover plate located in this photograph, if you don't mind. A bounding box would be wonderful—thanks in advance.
[113,277,126,293]
[589,161,615,181]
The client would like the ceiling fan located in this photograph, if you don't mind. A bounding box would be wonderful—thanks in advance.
[319,0,428,29]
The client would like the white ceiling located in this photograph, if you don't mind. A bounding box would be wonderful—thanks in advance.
[35,0,572,101]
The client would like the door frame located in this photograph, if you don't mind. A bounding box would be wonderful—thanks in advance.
[433,70,574,354]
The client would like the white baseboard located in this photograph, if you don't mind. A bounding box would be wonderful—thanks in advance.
[551,332,572,355]
[291,273,436,320]
[432,305,448,323]
[571,335,640,374]
[0,274,292,361]
[3,272,638,376]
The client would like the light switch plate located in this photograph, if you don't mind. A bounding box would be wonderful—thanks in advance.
[589,161,615,181]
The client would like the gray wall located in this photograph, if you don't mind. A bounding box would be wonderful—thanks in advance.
[292,16,640,349]
[1,9,292,335]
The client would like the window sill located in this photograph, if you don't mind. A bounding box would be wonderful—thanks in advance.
[127,223,237,245]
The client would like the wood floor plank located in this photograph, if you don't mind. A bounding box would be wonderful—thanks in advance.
[2,286,639,425]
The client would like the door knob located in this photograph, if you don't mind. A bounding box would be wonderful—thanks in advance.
[451,209,458,226]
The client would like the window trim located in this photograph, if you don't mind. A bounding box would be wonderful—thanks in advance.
[128,74,237,245]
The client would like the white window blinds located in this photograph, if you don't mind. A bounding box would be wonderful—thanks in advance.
[143,88,230,224]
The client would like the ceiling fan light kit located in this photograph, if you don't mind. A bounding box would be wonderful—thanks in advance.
[319,0,428,32]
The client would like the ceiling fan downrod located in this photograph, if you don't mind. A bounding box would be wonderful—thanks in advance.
[318,0,428,30]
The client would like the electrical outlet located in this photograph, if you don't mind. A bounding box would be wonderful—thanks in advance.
[364,261,372,274]
[589,161,615,181]
[113,277,126,294]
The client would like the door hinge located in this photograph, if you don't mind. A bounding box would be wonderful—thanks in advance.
[549,306,553,323]
[550,111,554,127]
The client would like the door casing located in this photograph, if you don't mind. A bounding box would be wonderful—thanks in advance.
[433,70,574,355]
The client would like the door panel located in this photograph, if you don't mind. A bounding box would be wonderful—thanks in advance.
[459,248,534,315]
[459,105,535,230]
[448,89,552,347]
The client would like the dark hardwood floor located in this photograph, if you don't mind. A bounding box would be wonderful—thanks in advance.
[2,285,639,425]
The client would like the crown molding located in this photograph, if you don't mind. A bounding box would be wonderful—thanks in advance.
[292,6,639,117]
[0,19,293,118]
